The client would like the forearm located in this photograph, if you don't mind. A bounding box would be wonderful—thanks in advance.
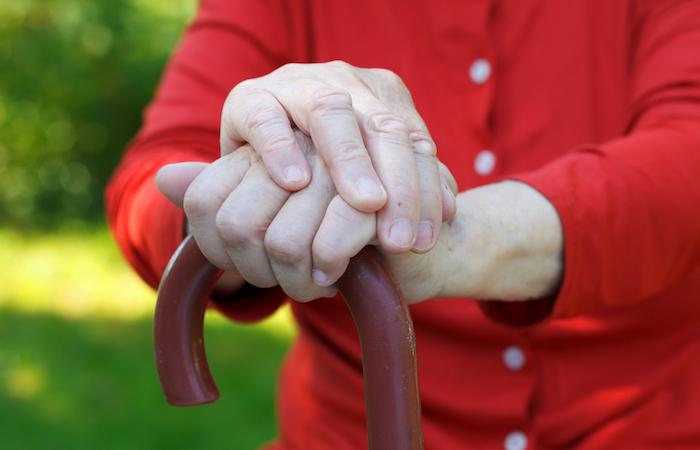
[438,181,564,301]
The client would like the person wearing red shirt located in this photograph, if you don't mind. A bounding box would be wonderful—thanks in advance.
[106,1,700,449]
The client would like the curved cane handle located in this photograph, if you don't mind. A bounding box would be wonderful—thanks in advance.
[154,235,423,450]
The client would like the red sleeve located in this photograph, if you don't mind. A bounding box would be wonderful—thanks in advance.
[483,0,700,324]
[106,0,310,322]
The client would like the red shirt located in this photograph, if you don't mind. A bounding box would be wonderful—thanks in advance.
[106,1,700,448]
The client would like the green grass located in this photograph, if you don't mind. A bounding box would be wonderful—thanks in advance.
[0,229,294,450]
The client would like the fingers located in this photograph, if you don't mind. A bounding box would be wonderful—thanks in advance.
[305,88,387,212]
[215,158,290,287]
[411,137,442,253]
[438,161,458,222]
[183,151,252,271]
[390,96,446,251]
[311,195,376,287]
[223,80,389,213]
[265,150,338,301]
[221,83,311,191]
[156,162,209,208]
[246,77,388,213]
[353,97,421,253]
[220,64,454,265]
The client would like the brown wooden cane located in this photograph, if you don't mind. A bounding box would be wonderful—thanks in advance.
[154,235,424,450]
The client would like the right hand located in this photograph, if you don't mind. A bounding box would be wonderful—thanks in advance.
[220,61,453,253]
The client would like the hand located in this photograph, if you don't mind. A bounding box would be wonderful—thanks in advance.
[157,135,564,304]
[157,132,458,303]
[220,61,452,253]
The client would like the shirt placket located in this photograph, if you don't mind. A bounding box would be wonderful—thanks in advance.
[464,0,498,184]
[499,338,536,450]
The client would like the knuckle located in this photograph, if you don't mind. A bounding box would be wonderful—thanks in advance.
[332,141,368,166]
[276,62,302,75]
[183,186,217,220]
[326,60,351,70]
[215,211,260,248]
[264,233,307,266]
[410,132,437,157]
[310,88,352,113]
[226,81,258,112]
[312,239,337,266]
[243,105,284,134]
[228,79,254,99]
[365,112,409,136]
[327,195,358,225]
[261,134,297,158]
[373,68,405,88]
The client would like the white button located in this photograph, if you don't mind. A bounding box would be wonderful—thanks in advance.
[504,431,528,450]
[469,58,492,84]
[503,345,525,371]
[474,149,496,175]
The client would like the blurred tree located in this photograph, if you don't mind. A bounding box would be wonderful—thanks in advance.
[0,0,195,229]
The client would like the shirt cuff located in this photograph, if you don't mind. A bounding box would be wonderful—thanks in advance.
[505,160,585,321]
[474,165,578,327]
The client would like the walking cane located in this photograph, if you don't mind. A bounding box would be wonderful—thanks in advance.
[153,235,424,450]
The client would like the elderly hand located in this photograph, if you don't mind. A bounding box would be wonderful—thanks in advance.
[157,136,564,305]
[157,132,458,303]
[219,61,451,253]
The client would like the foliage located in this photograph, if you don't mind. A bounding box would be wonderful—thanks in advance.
[0,5,299,446]
[0,309,288,450]
[0,230,295,450]
[0,0,196,229]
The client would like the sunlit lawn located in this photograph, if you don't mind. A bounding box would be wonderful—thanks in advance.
[0,228,295,450]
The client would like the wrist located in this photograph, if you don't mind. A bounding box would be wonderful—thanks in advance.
[439,181,563,301]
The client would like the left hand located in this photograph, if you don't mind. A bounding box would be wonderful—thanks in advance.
[158,131,457,303]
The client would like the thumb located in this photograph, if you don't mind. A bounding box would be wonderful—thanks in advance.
[155,162,209,208]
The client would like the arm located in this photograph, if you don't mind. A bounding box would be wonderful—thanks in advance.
[436,0,700,323]
[106,0,309,321]
[514,0,700,319]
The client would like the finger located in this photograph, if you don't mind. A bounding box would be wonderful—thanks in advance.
[311,195,376,287]
[183,151,252,271]
[438,161,458,222]
[265,150,338,301]
[215,158,290,288]
[376,82,453,225]
[221,83,311,190]
[354,99,420,253]
[289,84,388,212]
[156,162,208,208]
[410,136,442,253]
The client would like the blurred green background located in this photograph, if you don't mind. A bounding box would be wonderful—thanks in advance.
[0,1,293,449]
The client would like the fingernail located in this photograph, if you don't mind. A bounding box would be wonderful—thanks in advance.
[284,165,307,185]
[355,176,385,199]
[388,218,415,249]
[414,221,434,251]
[312,269,330,286]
